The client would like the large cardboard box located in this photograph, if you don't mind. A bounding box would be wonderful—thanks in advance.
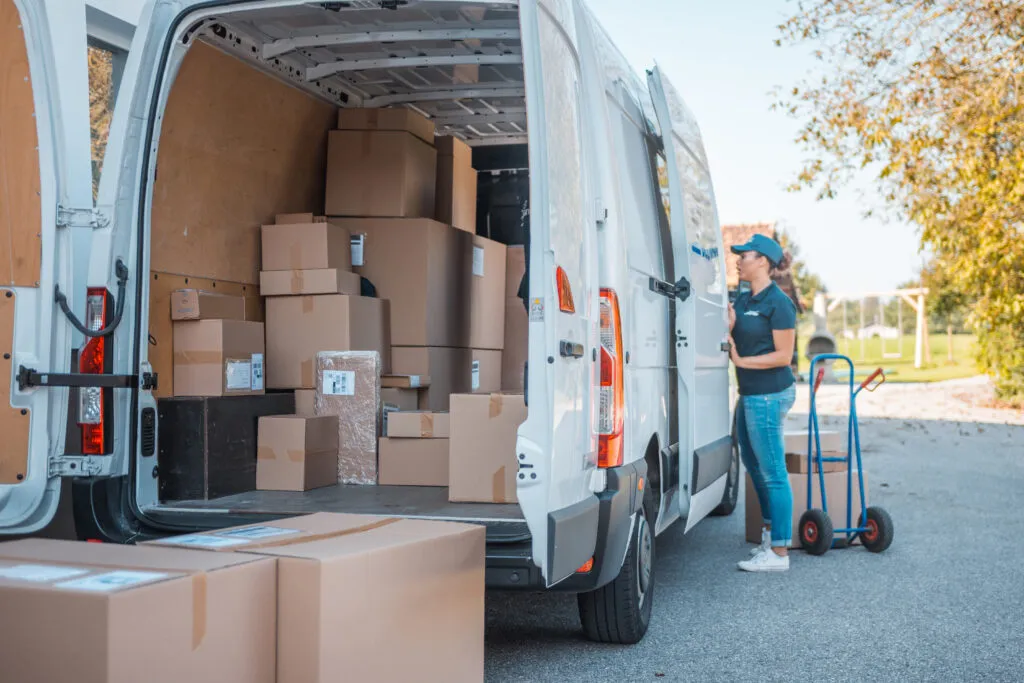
[171,289,246,321]
[745,470,870,548]
[265,295,390,389]
[393,346,474,411]
[325,130,437,218]
[261,222,352,272]
[338,107,436,145]
[785,429,844,454]
[378,437,449,486]
[449,393,527,503]
[172,320,265,397]
[274,213,327,225]
[295,389,316,416]
[315,351,381,485]
[505,245,526,297]
[148,513,484,683]
[472,349,502,393]
[341,218,473,347]
[435,135,478,233]
[470,235,506,350]
[785,451,848,474]
[501,298,528,392]
[0,539,276,683]
[257,415,339,491]
[381,387,419,412]
[387,411,450,438]
[259,268,361,297]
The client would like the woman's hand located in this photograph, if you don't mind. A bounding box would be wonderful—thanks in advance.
[729,339,747,368]
[728,303,736,331]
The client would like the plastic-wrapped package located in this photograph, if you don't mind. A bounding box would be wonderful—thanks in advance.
[315,350,382,485]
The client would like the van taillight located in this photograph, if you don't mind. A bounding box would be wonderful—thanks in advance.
[79,288,110,455]
[556,266,575,313]
[598,288,624,468]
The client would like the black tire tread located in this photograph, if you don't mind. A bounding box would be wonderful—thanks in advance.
[799,508,834,556]
[860,506,894,553]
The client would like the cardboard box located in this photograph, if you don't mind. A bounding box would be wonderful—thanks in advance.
[501,298,528,392]
[257,415,339,491]
[170,289,246,321]
[0,539,276,683]
[261,222,352,272]
[449,393,526,503]
[265,295,390,389]
[172,320,265,397]
[387,411,450,438]
[259,268,361,297]
[378,437,449,486]
[785,429,844,454]
[325,131,437,218]
[338,107,436,146]
[472,349,502,393]
[504,245,526,297]
[275,213,327,225]
[785,451,848,474]
[745,470,869,548]
[158,393,296,501]
[470,235,506,350]
[393,346,474,411]
[149,513,484,683]
[341,218,473,347]
[315,351,381,485]
[382,374,430,389]
[295,389,316,416]
[435,135,478,233]
[381,387,419,412]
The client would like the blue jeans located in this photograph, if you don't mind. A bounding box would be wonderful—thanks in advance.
[737,385,797,547]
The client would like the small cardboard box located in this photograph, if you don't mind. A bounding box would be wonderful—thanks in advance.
[259,268,362,297]
[387,411,450,438]
[785,429,844,454]
[785,451,848,474]
[325,130,437,218]
[470,235,506,350]
[435,135,477,233]
[149,513,484,683]
[0,539,276,683]
[449,393,526,503]
[504,245,526,298]
[472,349,502,394]
[378,437,449,487]
[257,415,339,492]
[381,374,429,389]
[315,351,381,485]
[172,320,265,397]
[338,107,436,145]
[295,389,316,416]
[261,222,352,272]
[392,346,474,411]
[501,298,528,392]
[265,295,390,389]
[381,387,419,412]
[275,213,327,225]
[170,289,246,321]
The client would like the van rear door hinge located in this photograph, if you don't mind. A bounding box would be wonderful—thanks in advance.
[48,455,112,478]
[56,204,109,229]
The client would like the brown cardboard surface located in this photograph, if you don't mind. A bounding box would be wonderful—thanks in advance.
[257,415,339,491]
[261,222,352,272]
[745,471,870,548]
[472,349,502,394]
[504,245,526,297]
[381,387,419,412]
[172,320,265,397]
[295,389,316,416]
[381,375,430,389]
[265,295,390,389]
[259,268,361,296]
[340,218,473,347]
[275,213,327,225]
[387,411,450,438]
[392,346,474,411]
[378,437,449,486]
[436,135,473,165]
[0,538,276,683]
[325,131,437,218]
[170,290,246,321]
[449,393,526,503]
[315,351,381,485]
[338,107,436,145]
[435,136,477,232]
[785,429,844,454]
[785,451,848,474]
[470,235,506,349]
[501,298,528,392]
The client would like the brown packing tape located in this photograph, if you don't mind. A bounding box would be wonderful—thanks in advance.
[367,109,379,127]
[419,413,433,437]
[301,296,314,314]
[489,393,503,418]
[290,270,305,293]
[172,350,224,365]
[301,358,313,387]
[492,466,507,503]
[256,446,275,461]
[287,448,306,463]
[290,241,302,269]
[191,573,207,650]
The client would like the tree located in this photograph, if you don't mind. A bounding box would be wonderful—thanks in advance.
[776,0,1024,404]
[776,229,828,310]
[88,46,113,199]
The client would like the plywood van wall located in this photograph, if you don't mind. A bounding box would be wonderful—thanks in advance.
[150,41,336,285]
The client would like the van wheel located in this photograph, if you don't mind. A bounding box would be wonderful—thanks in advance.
[577,488,655,644]
[711,412,741,516]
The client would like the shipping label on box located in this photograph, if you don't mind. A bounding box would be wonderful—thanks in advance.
[172,320,266,397]
[316,351,381,485]
[471,349,502,394]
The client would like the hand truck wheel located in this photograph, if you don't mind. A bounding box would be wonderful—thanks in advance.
[798,509,833,556]
[858,506,894,553]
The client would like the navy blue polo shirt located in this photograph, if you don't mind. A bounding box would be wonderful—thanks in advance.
[733,282,797,396]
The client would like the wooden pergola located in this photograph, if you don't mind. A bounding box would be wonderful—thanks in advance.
[826,288,931,369]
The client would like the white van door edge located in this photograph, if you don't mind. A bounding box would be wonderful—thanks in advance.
[646,65,732,533]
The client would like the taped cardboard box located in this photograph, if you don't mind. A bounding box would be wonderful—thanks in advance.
[257,415,339,491]
[0,538,276,683]
[337,107,436,145]
[472,349,502,394]
[387,411,450,438]
[470,235,506,350]
[315,351,381,485]
[172,320,265,397]
[378,437,449,486]
[784,429,844,454]
[170,289,246,321]
[449,393,526,503]
[325,130,437,218]
[259,268,361,297]
[265,295,390,389]
[785,451,848,474]
[295,389,316,416]
[149,513,484,683]
[261,222,352,272]
[341,218,473,347]
[382,374,430,389]
[393,346,474,411]
[501,298,528,392]
[435,135,478,233]
[381,387,419,412]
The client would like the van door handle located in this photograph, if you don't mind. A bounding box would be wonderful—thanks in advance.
[559,341,585,358]
[721,341,732,353]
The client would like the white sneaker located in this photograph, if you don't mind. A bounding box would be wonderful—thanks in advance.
[737,548,790,572]
[750,527,771,556]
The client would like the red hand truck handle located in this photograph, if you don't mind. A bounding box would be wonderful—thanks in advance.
[859,368,886,392]
[813,366,826,394]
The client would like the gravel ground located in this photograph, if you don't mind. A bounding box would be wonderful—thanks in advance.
[484,378,1024,682]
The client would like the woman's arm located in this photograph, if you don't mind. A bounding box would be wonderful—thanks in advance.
[730,329,795,370]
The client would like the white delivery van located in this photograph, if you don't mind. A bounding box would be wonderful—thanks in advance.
[0,0,737,643]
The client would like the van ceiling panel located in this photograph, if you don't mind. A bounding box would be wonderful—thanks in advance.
[195,1,526,145]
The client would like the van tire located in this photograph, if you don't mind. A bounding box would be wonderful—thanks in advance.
[577,487,655,644]
[711,411,741,517]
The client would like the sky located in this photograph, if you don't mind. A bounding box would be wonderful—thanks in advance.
[585,0,926,294]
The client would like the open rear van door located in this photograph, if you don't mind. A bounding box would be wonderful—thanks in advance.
[0,0,94,533]
[516,0,602,586]
[647,65,732,532]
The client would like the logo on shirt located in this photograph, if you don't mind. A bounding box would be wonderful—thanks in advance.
[743,311,760,317]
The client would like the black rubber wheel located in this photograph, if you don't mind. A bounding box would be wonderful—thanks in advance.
[578,487,655,644]
[859,506,894,553]
[711,407,740,517]
[798,508,834,556]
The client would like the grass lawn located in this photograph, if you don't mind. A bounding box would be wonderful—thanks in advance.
[797,332,979,383]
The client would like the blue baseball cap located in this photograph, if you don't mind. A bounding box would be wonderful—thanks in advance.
[730,234,784,267]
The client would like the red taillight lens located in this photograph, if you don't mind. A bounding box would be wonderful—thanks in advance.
[79,288,109,455]
[598,288,624,468]
[556,266,575,313]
